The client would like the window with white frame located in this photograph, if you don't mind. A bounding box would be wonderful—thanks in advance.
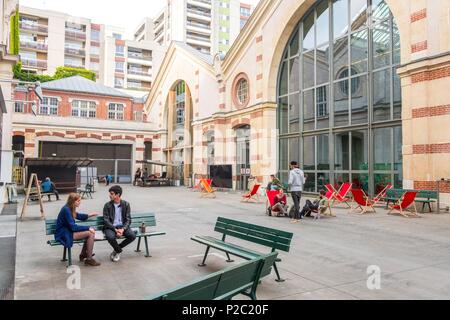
[14,101,24,113]
[71,100,97,118]
[108,103,124,120]
[39,97,59,115]
[133,110,143,122]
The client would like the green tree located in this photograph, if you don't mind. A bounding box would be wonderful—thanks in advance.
[9,12,19,55]
[13,63,96,83]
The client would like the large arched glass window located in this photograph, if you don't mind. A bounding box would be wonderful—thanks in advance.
[173,81,186,147]
[278,0,402,195]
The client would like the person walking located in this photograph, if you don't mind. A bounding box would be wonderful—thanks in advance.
[133,168,142,186]
[288,161,305,223]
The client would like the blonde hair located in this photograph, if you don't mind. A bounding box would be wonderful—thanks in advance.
[66,193,81,219]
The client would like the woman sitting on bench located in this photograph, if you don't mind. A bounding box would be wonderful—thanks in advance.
[55,193,100,266]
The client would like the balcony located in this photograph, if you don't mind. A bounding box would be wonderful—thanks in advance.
[188,0,212,9]
[64,62,84,69]
[21,58,47,69]
[186,34,211,46]
[20,40,48,51]
[19,21,48,34]
[186,9,212,21]
[128,52,152,61]
[65,29,86,41]
[128,69,151,77]
[186,22,211,35]
[64,47,86,56]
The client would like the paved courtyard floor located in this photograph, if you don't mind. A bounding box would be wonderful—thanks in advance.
[9,185,450,300]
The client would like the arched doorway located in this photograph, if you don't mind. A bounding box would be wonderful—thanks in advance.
[235,125,250,191]
[165,80,194,186]
[277,0,402,196]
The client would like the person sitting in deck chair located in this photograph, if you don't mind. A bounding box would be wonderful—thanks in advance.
[299,190,334,218]
[41,177,60,201]
[271,188,288,217]
[267,174,283,191]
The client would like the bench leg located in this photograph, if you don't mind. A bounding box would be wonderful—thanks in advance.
[61,247,67,262]
[198,246,210,267]
[67,248,72,267]
[135,237,142,252]
[428,202,432,213]
[225,252,234,263]
[144,237,151,258]
[273,262,285,282]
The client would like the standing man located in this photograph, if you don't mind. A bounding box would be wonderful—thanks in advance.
[288,161,305,223]
[103,185,136,262]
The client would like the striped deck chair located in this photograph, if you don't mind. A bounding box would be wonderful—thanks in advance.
[200,179,216,198]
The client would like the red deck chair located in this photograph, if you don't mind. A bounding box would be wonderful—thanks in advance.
[265,190,285,216]
[373,184,393,205]
[241,184,261,202]
[388,191,419,218]
[350,189,376,214]
[331,182,352,207]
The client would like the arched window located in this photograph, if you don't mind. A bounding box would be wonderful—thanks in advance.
[277,0,402,195]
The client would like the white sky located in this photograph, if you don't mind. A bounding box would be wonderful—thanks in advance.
[20,0,261,39]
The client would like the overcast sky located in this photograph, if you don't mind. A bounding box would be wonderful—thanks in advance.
[21,0,261,38]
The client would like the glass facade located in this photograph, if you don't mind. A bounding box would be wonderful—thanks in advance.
[277,0,402,195]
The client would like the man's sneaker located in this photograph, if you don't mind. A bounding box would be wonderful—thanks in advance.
[110,251,116,261]
[113,252,121,262]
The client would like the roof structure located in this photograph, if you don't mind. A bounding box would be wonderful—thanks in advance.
[24,157,93,168]
[41,76,133,98]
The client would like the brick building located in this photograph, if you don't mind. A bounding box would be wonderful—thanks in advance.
[12,76,158,183]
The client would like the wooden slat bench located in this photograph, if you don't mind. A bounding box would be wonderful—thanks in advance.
[149,251,278,300]
[45,213,166,267]
[191,217,293,282]
[28,187,58,202]
[385,189,438,212]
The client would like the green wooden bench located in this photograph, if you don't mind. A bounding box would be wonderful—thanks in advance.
[191,217,293,282]
[46,213,166,267]
[149,251,278,300]
[385,189,438,212]
[28,187,58,202]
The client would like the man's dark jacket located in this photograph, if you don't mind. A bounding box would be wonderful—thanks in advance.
[103,200,131,231]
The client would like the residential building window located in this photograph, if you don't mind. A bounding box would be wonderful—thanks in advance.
[90,46,100,56]
[112,33,122,40]
[14,102,24,113]
[39,97,59,116]
[91,29,100,41]
[115,45,125,57]
[115,78,124,88]
[133,111,143,122]
[115,61,124,73]
[71,100,97,118]
[108,103,124,120]
[90,62,99,72]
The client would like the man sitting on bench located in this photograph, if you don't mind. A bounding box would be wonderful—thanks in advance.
[41,177,60,201]
[103,185,136,262]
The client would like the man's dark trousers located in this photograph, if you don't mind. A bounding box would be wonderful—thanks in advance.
[105,227,136,253]
[291,191,302,219]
